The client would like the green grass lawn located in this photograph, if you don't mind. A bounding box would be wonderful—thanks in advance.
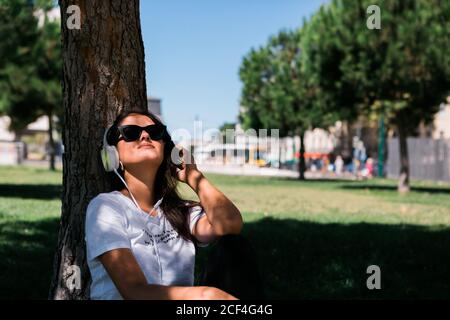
[1,165,450,299]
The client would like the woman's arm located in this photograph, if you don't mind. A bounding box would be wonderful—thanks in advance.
[99,248,237,300]
[188,170,243,237]
[175,151,243,241]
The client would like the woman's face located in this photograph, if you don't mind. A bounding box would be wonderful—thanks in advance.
[116,114,165,169]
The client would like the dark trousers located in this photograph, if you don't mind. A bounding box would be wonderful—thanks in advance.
[198,234,265,300]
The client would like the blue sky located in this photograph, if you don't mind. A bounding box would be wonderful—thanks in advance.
[139,0,328,133]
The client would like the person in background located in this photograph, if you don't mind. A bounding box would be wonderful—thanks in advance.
[335,155,344,176]
[365,157,374,178]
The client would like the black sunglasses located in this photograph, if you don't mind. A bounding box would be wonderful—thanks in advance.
[116,124,167,143]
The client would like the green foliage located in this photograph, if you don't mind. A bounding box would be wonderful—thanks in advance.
[241,0,450,137]
[0,0,62,131]
[239,29,336,137]
[301,0,450,131]
[219,122,236,134]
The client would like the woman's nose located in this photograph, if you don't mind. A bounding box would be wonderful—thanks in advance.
[140,130,151,141]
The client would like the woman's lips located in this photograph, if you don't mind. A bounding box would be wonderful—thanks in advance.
[138,143,155,149]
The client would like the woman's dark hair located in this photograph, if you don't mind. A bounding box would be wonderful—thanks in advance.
[108,109,198,244]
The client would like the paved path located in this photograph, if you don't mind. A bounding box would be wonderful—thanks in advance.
[11,160,357,180]
[198,164,357,180]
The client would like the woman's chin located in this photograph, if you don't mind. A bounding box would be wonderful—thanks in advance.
[135,154,163,166]
[123,150,163,167]
[138,148,160,158]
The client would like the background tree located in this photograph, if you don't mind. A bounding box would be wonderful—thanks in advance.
[219,121,236,137]
[0,0,62,170]
[239,29,335,179]
[219,121,235,131]
[0,0,39,124]
[301,0,450,192]
[300,4,363,160]
[49,0,148,299]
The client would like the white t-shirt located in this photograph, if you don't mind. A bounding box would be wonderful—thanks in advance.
[85,190,208,300]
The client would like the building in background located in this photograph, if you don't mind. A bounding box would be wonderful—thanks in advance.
[0,117,14,142]
[148,96,162,120]
[434,102,450,139]
[422,100,450,139]
[0,117,20,165]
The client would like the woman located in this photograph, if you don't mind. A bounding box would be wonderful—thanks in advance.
[85,109,243,300]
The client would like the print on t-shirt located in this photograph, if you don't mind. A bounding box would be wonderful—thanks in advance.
[143,228,181,246]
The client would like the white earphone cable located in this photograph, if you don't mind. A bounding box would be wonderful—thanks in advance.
[113,168,163,283]
[113,168,140,210]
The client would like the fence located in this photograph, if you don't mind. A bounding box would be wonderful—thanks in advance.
[386,137,450,182]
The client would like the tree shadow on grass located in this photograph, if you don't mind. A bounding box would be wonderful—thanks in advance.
[2,214,449,299]
[265,177,450,195]
[340,184,450,195]
[197,218,450,299]
[0,184,62,200]
[0,216,59,299]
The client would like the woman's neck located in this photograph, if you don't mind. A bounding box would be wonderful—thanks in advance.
[122,166,158,213]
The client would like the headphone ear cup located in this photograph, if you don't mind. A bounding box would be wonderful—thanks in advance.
[101,145,120,172]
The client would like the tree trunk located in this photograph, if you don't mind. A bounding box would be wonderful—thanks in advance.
[47,111,56,171]
[298,131,306,180]
[377,115,385,177]
[339,120,353,160]
[397,125,410,193]
[49,0,148,300]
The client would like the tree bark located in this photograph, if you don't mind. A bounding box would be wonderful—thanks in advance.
[397,124,410,193]
[47,111,56,171]
[298,130,306,180]
[49,0,148,299]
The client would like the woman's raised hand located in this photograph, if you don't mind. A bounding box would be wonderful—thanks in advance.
[172,146,203,185]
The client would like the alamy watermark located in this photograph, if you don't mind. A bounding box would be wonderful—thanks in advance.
[366,5,381,30]
[65,264,81,291]
[67,4,381,31]
[366,265,381,290]
[66,5,81,30]
[168,121,280,166]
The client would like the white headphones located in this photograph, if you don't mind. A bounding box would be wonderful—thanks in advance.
[100,125,120,172]
[100,124,163,216]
